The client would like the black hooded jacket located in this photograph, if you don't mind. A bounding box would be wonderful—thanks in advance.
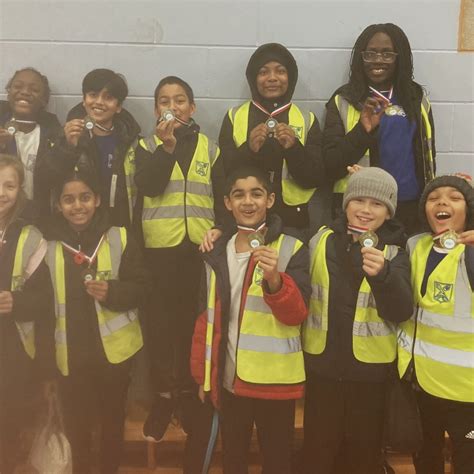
[0,101,62,223]
[218,43,327,230]
[40,103,141,228]
[43,209,151,371]
[305,216,413,382]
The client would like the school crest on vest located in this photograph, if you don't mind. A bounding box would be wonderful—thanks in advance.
[289,125,303,140]
[97,270,112,281]
[254,266,264,286]
[11,275,26,291]
[433,281,453,303]
[195,161,209,177]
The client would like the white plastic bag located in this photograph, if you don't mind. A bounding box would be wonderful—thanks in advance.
[29,391,72,474]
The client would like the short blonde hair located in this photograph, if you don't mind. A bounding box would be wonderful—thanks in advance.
[0,153,27,223]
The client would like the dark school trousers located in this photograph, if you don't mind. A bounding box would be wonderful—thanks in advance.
[144,243,202,394]
[58,359,131,474]
[302,374,386,474]
[220,389,296,474]
[414,389,474,474]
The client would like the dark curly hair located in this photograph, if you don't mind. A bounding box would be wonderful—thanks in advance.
[6,67,51,105]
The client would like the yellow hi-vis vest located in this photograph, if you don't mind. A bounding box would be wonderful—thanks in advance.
[46,227,143,376]
[397,234,474,402]
[228,101,316,206]
[11,225,43,359]
[303,227,399,362]
[139,133,218,248]
[203,234,305,392]
[333,93,435,193]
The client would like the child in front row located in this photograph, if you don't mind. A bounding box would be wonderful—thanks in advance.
[189,165,311,474]
[302,167,413,474]
[397,174,474,474]
[43,167,150,474]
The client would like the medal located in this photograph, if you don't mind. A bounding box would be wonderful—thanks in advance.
[359,231,379,248]
[5,120,17,135]
[248,232,265,249]
[81,267,96,282]
[385,105,404,116]
[265,117,278,134]
[435,229,459,250]
[252,100,292,137]
[84,116,95,131]
[162,110,175,122]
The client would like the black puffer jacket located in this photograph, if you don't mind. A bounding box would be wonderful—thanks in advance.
[305,215,413,382]
[0,101,62,223]
[40,103,141,228]
[218,43,328,230]
[43,209,151,372]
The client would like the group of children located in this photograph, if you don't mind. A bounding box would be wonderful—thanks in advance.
[0,20,473,474]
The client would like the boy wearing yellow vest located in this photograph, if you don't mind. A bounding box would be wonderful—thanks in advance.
[189,165,311,474]
[0,154,54,473]
[302,167,413,474]
[134,76,228,442]
[44,167,149,474]
[397,175,474,474]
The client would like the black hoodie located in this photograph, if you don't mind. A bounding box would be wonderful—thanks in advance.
[218,43,328,230]
[40,103,141,228]
[43,209,151,371]
[305,215,413,382]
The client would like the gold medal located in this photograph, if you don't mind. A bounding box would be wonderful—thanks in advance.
[439,230,458,250]
[248,232,265,249]
[359,231,379,248]
[385,105,404,117]
[162,110,175,122]
[84,116,95,131]
[5,120,17,135]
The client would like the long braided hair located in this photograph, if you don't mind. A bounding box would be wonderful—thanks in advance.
[345,23,421,121]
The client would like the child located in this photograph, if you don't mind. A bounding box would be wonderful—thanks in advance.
[134,76,228,442]
[397,175,474,474]
[0,154,54,473]
[42,68,140,227]
[0,67,61,221]
[218,42,329,234]
[323,23,436,235]
[43,167,149,474]
[190,165,311,474]
[302,167,413,474]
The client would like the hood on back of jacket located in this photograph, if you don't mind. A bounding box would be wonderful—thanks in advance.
[245,43,298,107]
[67,102,141,146]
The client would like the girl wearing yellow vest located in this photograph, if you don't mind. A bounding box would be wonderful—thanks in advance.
[302,167,413,474]
[0,154,54,473]
[323,23,436,236]
[398,175,474,474]
[135,76,229,443]
[44,167,148,474]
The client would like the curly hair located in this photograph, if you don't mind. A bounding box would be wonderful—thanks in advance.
[6,67,51,105]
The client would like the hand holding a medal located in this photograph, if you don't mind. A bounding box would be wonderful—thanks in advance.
[0,291,13,314]
[274,123,296,150]
[252,245,282,293]
[361,246,385,277]
[64,118,86,147]
[0,126,15,149]
[156,114,177,154]
[360,96,388,133]
[84,279,109,302]
[457,230,474,247]
[249,124,268,153]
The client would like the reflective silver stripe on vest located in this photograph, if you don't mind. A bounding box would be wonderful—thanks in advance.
[419,310,474,334]
[400,331,474,369]
[142,205,214,220]
[306,313,323,330]
[155,180,212,196]
[144,136,158,153]
[357,292,377,309]
[245,294,273,314]
[353,320,395,337]
[98,310,138,338]
[238,333,302,354]
[108,228,123,279]
[277,235,298,272]
[311,283,324,300]
[207,139,219,166]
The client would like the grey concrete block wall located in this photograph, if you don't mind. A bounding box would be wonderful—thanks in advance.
[0,0,472,175]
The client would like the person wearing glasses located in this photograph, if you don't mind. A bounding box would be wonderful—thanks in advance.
[322,23,436,236]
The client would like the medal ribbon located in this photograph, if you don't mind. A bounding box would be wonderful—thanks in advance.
[369,86,393,104]
[61,234,106,266]
[94,122,115,133]
[251,101,292,120]
[11,118,37,125]
[237,222,266,234]
[347,224,369,236]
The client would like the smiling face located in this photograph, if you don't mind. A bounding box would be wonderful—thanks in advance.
[425,186,467,234]
[155,83,195,129]
[363,32,397,90]
[83,88,122,129]
[224,176,275,227]
[256,61,289,100]
[346,197,390,232]
[57,180,101,231]
[0,165,21,226]
[7,70,47,120]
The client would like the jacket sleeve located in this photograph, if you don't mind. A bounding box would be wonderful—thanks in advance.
[284,115,327,188]
[103,230,152,312]
[263,245,311,326]
[322,96,375,181]
[134,140,176,197]
[367,247,413,323]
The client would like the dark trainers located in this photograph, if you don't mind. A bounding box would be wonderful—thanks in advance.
[143,395,174,442]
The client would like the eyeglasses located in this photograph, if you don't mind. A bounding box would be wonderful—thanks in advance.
[361,51,398,63]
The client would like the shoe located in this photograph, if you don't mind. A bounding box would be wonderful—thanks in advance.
[143,395,174,442]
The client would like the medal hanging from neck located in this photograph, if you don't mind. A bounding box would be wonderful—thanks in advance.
[251,101,292,137]
[368,86,400,116]
[237,222,267,249]
[61,234,106,281]
[94,122,114,133]
[347,224,379,248]
[5,118,37,135]
[433,229,458,250]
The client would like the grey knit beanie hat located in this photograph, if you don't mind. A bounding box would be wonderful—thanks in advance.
[342,167,398,217]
